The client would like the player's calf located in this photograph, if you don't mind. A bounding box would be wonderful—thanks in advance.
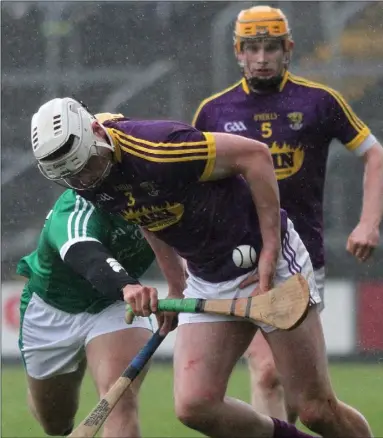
[26,359,86,437]
[297,395,373,438]
[27,382,78,436]
[102,388,141,438]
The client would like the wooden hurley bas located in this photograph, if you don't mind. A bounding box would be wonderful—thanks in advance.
[125,274,310,330]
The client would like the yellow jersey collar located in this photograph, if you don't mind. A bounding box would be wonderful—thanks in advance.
[106,128,122,163]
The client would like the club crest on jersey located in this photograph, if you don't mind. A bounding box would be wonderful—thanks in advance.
[287,112,303,131]
[140,181,160,197]
[121,202,184,231]
[224,121,247,133]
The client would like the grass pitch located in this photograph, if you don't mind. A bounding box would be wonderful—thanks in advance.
[2,363,382,437]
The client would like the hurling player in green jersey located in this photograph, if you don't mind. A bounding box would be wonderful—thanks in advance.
[17,188,159,438]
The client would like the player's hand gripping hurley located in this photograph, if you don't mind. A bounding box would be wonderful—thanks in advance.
[68,329,167,438]
[126,274,310,330]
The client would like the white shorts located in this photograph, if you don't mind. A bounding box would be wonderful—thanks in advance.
[19,293,152,379]
[314,266,325,311]
[178,219,321,333]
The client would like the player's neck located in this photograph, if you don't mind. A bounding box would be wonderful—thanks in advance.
[250,87,278,95]
[246,77,283,95]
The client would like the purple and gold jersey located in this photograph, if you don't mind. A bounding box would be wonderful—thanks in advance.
[193,72,371,269]
[80,117,287,283]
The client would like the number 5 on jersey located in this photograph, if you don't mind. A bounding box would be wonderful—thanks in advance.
[261,122,272,138]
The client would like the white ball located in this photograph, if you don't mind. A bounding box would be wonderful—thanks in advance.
[232,245,257,269]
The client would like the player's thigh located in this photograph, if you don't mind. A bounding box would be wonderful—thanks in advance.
[174,321,257,404]
[27,358,87,423]
[265,305,333,406]
[85,302,153,397]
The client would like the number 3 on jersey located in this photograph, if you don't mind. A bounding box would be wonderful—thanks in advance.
[261,122,272,138]
[124,191,136,207]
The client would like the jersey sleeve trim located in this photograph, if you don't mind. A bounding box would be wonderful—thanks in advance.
[352,134,378,156]
[199,132,217,181]
[112,128,214,163]
[60,237,101,260]
[50,194,100,256]
[345,126,371,151]
[66,196,96,241]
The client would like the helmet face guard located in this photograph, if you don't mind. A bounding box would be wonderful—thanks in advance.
[233,6,293,91]
[31,97,114,187]
[62,154,113,190]
[38,144,113,191]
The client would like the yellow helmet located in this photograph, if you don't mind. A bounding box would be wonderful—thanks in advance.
[234,6,292,53]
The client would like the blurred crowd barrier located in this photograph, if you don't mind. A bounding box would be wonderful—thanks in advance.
[2,278,383,361]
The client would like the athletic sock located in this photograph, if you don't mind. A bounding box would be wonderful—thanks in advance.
[272,417,318,438]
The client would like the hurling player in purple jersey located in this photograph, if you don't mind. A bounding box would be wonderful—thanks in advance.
[193,4,383,428]
[30,97,373,438]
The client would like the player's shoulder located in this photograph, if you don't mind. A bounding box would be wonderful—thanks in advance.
[286,72,346,102]
[107,118,202,144]
[195,79,245,112]
[50,189,95,220]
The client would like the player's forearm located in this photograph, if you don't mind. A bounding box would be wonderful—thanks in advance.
[360,144,383,227]
[65,241,139,300]
[140,228,186,295]
[240,149,281,251]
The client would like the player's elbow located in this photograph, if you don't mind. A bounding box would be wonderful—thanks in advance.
[238,139,273,172]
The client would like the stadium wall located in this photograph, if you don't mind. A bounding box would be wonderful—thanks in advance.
[2,280,383,362]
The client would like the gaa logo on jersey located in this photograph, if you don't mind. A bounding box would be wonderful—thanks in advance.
[224,121,247,133]
[287,112,303,131]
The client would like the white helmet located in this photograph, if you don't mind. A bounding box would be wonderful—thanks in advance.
[31,97,114,182]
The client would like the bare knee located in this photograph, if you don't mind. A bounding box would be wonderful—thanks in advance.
[175,393,217,429]
[108,389,138,419]
[298,395,339,431]
[248,353,282,395]
[256,361,281,392]
[247,333,282,393]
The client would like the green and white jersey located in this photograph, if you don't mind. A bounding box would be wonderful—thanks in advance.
[17,189,155,314]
